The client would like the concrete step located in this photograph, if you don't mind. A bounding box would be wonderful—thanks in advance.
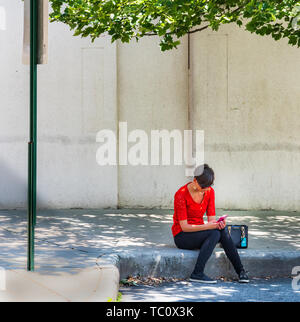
[99,247,300,280]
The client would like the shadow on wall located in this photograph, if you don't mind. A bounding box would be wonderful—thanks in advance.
[0,158,46,210]
[0,159,28,209]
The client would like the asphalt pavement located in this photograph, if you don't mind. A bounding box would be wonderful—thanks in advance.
[120,278,300,302]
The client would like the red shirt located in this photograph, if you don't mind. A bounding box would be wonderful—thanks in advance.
[171,182,216,237]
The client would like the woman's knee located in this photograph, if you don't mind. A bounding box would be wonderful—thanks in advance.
[220,226,231,239]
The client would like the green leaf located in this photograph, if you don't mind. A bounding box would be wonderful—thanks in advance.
[48,0,300,51]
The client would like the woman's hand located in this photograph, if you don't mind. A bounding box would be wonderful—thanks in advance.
[217,220,226,230]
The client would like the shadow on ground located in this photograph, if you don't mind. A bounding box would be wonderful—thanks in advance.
[0,208,299,271]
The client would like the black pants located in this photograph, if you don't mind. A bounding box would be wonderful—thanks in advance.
[174,227,244,275]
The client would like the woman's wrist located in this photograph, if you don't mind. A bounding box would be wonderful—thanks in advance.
[205,222,218,230]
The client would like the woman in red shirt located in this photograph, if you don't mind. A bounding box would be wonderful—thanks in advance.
[172,164,249,283]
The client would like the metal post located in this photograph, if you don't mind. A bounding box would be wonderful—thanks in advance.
[27,0,38,271]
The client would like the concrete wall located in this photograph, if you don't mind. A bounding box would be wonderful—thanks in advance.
[117,37,188,208]
[0,1,299,210]
[190,24,300,211]
[0,0,118,209]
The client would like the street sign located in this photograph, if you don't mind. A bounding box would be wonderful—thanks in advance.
[23,0,48,65]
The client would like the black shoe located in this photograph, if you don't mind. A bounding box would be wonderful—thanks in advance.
[189,273,217,284]
[238,270,249,283]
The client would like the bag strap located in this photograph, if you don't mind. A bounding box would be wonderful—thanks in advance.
[241,226,245,239]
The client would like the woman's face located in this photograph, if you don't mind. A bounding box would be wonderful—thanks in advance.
[193,178,210,192]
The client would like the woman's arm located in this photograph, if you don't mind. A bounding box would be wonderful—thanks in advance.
[206,188,226,229]
[179,219,219,232]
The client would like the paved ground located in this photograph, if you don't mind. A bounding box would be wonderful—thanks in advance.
[1,208,299,263]
[0,208,299,301]
[120,278,300,302]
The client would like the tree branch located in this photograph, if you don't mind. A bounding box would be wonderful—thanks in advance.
[188,24,209,34]
[141,3,247,37]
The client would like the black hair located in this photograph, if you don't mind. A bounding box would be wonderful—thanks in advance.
[194,164,214,188]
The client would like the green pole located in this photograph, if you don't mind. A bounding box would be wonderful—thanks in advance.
[27,0,38,271]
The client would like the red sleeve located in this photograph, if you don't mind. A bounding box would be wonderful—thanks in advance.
[174,191,188,221]
[206,188,216,217]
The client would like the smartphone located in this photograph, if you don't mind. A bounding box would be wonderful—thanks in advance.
[217,215,228,222]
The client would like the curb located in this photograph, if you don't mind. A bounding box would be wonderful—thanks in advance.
[98,248,300,280]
